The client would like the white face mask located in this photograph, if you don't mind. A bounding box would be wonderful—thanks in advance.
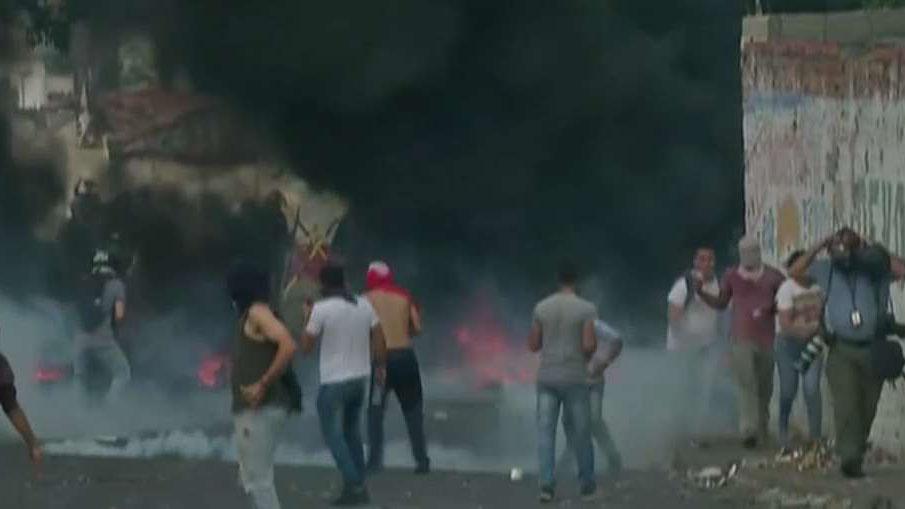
[739,247,762,270]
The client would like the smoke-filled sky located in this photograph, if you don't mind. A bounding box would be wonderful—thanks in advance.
[3,0,746,331]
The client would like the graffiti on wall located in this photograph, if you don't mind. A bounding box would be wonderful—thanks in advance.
[743,35,905,457]
[754,177,905,265]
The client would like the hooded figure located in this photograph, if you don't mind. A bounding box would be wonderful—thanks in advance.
[364,261,430,474]
[227,262,299,509]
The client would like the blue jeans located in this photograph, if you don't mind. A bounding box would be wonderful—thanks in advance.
[74,342,132,403]
[775,337,823,447]
[317,377,367,487]
[560,383,622,471]
[537,382,595,490]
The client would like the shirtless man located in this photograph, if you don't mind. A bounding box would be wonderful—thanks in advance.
[364,261,430,474]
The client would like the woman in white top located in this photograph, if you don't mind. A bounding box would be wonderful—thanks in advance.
[774,250,825,455]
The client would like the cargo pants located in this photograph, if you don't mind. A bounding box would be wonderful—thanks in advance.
[825,342,884,468]
[730,340,774,440]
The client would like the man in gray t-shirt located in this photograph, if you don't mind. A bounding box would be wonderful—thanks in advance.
[74,272,131,403]
[529,263,598,502]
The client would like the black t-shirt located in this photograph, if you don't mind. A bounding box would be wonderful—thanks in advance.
[0,353,19,414]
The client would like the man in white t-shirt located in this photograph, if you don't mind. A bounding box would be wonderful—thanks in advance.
[666,247,722,441]
[302,264,387,507]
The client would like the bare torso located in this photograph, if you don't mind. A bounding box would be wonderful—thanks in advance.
[366,290,413,350]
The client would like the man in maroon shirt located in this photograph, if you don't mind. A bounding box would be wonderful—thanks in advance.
[696,235,784,448]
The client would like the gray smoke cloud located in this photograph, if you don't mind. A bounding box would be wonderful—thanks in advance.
[0,0,754,477]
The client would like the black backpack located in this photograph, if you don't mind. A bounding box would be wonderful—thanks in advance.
[682,271,697,308]
[271,308,303,413]
[76,275,110,331]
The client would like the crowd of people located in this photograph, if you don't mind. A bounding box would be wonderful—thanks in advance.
[223,260,431,508]
[528,226,905,503]
[2,225,904,507]
[665,227,905,480]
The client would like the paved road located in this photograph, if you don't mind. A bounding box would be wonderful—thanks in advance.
[1,445,728,509]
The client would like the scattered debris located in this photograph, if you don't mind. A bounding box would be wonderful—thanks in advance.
[756,487,847,509]
[686,462,740,489]
[774,440,836,472]
[509,468,523,482]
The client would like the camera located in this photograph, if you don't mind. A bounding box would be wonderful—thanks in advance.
[795,335,829,373]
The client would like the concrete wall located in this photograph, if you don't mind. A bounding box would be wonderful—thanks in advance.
[743,11,905,456]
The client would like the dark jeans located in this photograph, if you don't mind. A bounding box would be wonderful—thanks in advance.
[367,348,429,469]
[317,377,367,487]
[537,382,595,491]
[559,383,622,471]
[775,337,823,447]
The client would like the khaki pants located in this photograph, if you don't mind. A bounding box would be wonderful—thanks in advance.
[825,342,884,466]
[730,340,775,439]
[235,406,288,509]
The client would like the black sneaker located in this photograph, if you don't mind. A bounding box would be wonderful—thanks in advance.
[331,485,370,507]
[841,461,865,479]
[539,487,555,503]
[414,460,430,475]
[580,483,598,501]
[366,462,383,475]
[742,436,758,449]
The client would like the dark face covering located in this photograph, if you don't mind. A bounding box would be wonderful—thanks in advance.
[828,231,889,281]
[227,263,270,315]
[830,231,861,271]
[829,243,854,271]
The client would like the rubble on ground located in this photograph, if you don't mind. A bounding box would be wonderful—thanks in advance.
[685,463,740,489]
[756,487,850,509]
[773,440,837,473]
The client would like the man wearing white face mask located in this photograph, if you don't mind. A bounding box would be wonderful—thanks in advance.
[696,236,784,448]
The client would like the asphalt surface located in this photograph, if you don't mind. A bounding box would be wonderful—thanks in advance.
[0,444,729,509]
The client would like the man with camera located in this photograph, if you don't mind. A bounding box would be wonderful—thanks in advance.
[789,227,905,479]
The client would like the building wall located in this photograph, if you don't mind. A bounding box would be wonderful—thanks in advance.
[743,28,905,454]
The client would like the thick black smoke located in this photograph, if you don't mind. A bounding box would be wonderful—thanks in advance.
[166,0,745,324]
[0,23,65,296]
[5,0,746,334]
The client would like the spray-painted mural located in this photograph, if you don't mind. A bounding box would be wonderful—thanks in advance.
[744,39,905,456]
